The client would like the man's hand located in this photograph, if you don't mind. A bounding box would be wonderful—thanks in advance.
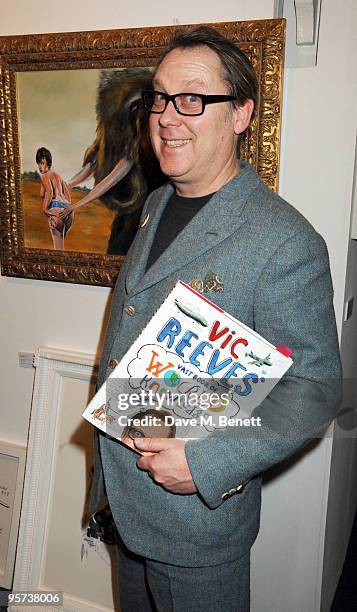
[134,438,197,495]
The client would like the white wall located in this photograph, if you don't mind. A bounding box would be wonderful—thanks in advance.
[0,0,275,446]
[278,2,357,318]
[1,1,357,610]
[0,0,275,34]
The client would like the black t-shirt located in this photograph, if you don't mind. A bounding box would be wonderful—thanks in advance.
[146,191,215,271]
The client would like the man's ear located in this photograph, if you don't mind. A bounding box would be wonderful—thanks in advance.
[233,99,254,135]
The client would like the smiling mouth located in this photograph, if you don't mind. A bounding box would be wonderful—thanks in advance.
[162,139,191,148]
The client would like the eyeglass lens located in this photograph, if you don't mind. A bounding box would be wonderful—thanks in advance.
[145,92,203,115]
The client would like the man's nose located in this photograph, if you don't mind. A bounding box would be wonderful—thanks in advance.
[159,100,181,126]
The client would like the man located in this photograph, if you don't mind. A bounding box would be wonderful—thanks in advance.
[92,27,341,611]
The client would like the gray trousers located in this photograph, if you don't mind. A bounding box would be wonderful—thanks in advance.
[116,533,250,612]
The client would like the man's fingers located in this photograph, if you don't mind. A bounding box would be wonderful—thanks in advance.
[135,439,168,473]
[134,437,169,454]
[136,453,155,473]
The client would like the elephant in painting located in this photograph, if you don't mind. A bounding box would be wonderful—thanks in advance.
[67,68,166,254]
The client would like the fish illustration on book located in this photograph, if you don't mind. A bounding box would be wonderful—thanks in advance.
[174,299,208,327]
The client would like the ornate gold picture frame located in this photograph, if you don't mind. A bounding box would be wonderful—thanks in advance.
[0,19,285,287]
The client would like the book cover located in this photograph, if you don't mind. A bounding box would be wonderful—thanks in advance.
[82,281,293,443]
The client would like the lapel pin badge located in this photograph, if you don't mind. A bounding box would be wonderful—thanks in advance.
[203,271,224,292]
[189,272,224,293]
[189,278,204,293]
[140,213,150,228]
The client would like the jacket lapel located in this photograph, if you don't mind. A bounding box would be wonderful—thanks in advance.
[126,161,261,297]
[124,184,173,293]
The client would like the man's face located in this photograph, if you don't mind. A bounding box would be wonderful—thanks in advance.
[37,158,49,174]
[122,419,173,455]
[149,46,245,196]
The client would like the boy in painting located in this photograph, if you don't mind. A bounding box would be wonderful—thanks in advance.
[36,147,74,250]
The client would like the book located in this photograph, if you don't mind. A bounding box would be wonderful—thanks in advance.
[82,280,293,443]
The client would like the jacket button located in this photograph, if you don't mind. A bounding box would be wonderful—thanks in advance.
[109,358,119,369]
[221,485,245,501]
[125,305,136,316]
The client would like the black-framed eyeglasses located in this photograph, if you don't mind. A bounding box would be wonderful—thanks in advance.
[141,90,237,116]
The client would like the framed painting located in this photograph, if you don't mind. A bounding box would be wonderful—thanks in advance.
[0,19,285,287]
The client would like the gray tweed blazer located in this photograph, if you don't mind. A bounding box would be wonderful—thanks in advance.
[92,161,341,566]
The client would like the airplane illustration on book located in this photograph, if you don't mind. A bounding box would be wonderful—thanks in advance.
[246,351,273,367]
